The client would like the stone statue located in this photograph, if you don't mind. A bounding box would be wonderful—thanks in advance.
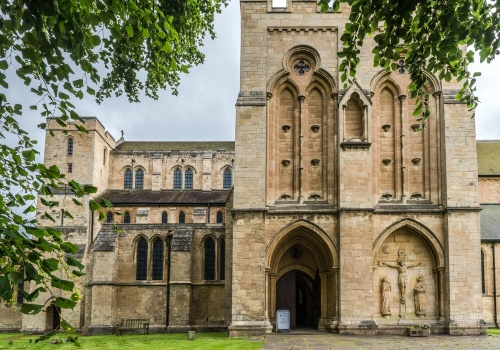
[381,277,391,318]
[382,253,422,304]
[413,275,427,317]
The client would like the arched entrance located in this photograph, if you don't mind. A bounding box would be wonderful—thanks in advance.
[266,220,338,331]
[276,270,321,328]
[46,303,61,330]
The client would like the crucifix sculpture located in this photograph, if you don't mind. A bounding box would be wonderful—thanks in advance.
[381,249,422,305]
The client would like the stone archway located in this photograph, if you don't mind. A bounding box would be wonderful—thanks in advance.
[373,220,445,323]
[45,303,61,330]
[266,221,338,331]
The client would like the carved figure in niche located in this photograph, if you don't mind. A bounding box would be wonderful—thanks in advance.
[413,275,427,317]
[381,277,392,318]
[382,251,422,304]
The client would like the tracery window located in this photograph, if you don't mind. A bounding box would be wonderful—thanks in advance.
[124,211,131,224]
[219,239,225,280]
[124,169,133,189]
[152,239,164,280]
[173,169,182,189]
[185,168,193,189]
[106,211,113,223]
[216,211,223,223]
[135,169,144,189]
[136,238,148,280]
[204,238,215,280]
[161,211,168,224]
[67,138,74,156]
[223,168,232,189]
[179,211,185,223]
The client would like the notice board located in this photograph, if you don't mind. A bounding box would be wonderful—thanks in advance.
[276,310,290,333]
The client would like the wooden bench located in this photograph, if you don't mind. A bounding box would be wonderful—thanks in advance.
[116,318,149,335]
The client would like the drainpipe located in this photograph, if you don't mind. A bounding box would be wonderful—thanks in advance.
[493,242,498,328]
[165,231,173,330]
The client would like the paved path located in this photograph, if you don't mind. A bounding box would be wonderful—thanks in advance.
[258,330,500,350]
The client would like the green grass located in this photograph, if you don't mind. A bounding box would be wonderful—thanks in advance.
[0,332,264,350]
[487,328,500,335]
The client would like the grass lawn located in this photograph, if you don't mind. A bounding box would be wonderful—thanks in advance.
[0,332,264,350]
[487,328,500,335]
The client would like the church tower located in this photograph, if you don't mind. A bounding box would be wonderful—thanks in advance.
[230,0,484,336]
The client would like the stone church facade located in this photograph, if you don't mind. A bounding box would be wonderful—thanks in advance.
[1,0,500,336]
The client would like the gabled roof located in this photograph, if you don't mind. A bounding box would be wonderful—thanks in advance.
[97,189,231,206]
[477,140,500,176]
[115,141,235,152]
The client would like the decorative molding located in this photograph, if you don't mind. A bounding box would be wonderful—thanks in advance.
[236,91,267,106]
[268,26,338,34]
[341,141,371,150]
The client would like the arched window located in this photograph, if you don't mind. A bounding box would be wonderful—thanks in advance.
[185,168,193,189]
[223,168,232,189]
[161,211,168,224]
[106,211,113,223]
[216,211,223,223]
[135,169,144,189]
[124,169,133,189]
[481,250,486,294]
[219,239,225,280]
[173,169,182,189]
[16,266,24,304]
[67,137,74,156]
[124,211,131,224]
[136,238,148,280]
[179,211,185,224]
[204,238,215,280]
[152,239,164,280]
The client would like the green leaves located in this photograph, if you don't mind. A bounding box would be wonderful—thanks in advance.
[321,0,496,119]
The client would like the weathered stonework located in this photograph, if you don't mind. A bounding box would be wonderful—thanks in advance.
[1,0,498,338]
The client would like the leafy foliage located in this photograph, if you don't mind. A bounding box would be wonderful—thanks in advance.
[0,0,227,325]
[318,0,499,119]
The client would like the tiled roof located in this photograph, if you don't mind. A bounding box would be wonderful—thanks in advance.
[477,140,500,176]
[481,205,500,241]
[115,141,235,152]
[97,189,231,205]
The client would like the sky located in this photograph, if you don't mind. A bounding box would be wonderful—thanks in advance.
[9,0,500,150]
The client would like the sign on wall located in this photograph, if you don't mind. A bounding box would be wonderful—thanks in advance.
[276,309,290,333]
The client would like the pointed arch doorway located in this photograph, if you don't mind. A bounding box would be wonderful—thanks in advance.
[276,270,321,328]
[266,221,338,331]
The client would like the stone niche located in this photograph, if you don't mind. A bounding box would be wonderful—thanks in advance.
[373,229,436,323]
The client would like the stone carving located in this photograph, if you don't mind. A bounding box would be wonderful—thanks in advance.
[411,124,420,132]
[413,275,427,317]
[382,245,391,254]
[282,125,291,133]
[382,158,391,165]
[381,250,422,304]
[382,124,391,132]
[310,125,320,133]
[381,277,392,318]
